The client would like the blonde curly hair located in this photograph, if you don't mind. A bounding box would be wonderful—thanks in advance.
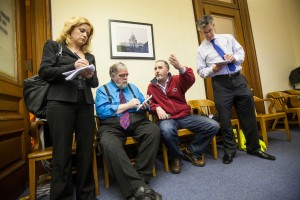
[56,16,94,53]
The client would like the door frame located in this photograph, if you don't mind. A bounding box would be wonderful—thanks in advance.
[0,0,52,199]
[193,0,263,101]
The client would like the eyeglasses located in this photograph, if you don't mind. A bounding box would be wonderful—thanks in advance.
[118,73,129,78]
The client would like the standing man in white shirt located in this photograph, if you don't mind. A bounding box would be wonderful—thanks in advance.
[196,15,276,164]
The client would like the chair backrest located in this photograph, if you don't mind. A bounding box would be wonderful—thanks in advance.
[188,99,217,116]
[267,92,289,112]
[283,90,300,107]
[285,90,300,95]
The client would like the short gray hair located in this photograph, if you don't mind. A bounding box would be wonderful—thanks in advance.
[155,60,170,70]
[109,62,127,77]
[196,15,214,30]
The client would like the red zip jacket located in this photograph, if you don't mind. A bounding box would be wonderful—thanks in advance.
[147,67,195,119]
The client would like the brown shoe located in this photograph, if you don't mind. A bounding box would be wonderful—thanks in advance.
[183,147,205,167]
[170,157,182,174]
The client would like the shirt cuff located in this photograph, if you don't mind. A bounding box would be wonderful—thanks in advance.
[179,67,186,74]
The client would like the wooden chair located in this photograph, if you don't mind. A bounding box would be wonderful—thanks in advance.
[158,99,220,173]
[188,99,242,150]
[284,90,300,107]
[94,115,156,188]
[253,96,291,147]
[26,120,99,200]
[267,91,300,127]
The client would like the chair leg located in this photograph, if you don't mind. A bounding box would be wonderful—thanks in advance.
[92,149,100,196]
[211,136,218,160]
[260,120,268,147]
[102,157,110,188]
[28,158,36,200]
[161,142,169,173]
[283,115,291,142]
[152,165,156,177]
[297,110,300,128]
[272,118,279,130]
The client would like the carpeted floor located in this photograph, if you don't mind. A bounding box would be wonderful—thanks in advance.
[19,127,300,200]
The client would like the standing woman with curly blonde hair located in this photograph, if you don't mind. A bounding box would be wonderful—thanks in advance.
[38,16,99,200]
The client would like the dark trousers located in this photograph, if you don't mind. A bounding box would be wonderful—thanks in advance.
[99,113,160,198]
[212,74,260,155]
[47,93,95,200]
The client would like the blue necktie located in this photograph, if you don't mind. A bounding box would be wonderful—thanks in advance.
[211,39,236,71]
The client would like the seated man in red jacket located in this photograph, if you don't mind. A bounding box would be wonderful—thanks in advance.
[147,54,219,174]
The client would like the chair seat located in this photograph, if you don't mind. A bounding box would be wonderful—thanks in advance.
[256,112,287,120]
[125,136,138,145]
[28,146,77,159]
[178,129,194,136]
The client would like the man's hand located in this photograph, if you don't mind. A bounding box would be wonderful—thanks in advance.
[128,98,140,109]
[136,95,152,111]
[156,106,170,120]
[169,54,184,71]
[116,98,140,114]
[212,63,225,72]
[224,54,235,62]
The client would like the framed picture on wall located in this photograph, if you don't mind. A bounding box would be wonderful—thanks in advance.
[109,19,155,59]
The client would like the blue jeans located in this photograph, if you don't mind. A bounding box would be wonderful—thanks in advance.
[158,114,219,159]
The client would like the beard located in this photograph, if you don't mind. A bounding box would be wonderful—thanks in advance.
[116,81,128,89]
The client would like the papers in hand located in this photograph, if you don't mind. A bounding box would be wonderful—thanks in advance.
[62,64,95,80]
[209,60,231,65]
[136,95,152,111]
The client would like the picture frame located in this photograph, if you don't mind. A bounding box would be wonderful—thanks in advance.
[109,19,155,59]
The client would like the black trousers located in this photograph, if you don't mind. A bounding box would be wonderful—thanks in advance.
[212,73,260,155]
[99,113,160,198]
[47,91,95,200]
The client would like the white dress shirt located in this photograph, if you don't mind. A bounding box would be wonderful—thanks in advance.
[196,34,244,78]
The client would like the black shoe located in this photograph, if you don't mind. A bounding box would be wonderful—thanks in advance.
[127,185,162,200]
[248,149,276,160]
[222,152,235,164]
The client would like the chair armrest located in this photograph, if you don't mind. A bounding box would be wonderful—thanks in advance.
[254,96,277,114]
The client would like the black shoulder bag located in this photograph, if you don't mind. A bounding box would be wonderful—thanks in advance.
[23,43,62,118]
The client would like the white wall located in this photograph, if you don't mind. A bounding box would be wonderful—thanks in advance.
[51,0,300,99]
[51,0,204,99]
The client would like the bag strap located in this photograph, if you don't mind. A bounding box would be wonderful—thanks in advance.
[103,83,136,104]
[56,43,63,60]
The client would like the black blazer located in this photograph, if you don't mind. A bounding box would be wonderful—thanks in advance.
[38,40,99,104]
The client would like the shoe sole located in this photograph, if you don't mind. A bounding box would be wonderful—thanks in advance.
[222,160,233,164]
[170,168,181,174]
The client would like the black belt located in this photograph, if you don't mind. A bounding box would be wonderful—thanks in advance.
[218,71,240,78]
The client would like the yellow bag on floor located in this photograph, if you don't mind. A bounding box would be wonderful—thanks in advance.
[233,129,266,151]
